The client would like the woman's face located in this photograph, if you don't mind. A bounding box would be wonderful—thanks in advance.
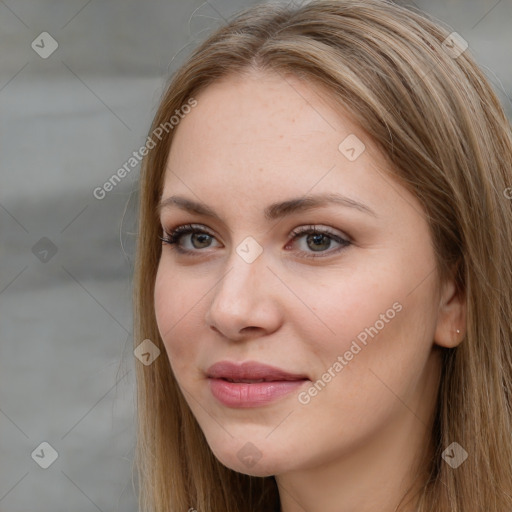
[154,70,450,478]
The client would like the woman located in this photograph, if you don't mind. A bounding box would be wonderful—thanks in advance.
[133,1,512,510]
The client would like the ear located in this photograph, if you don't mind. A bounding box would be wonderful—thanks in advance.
[433,276,466,349]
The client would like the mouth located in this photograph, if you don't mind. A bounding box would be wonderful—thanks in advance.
[205,360,309,408]
[206,360,309,382]
[224,378,271,383]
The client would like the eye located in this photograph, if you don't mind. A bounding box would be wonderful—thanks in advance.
[159,223,351,258]
[159,223,219,253]
[285,225,351,259]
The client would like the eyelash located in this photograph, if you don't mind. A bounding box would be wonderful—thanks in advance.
[159,223,351,259]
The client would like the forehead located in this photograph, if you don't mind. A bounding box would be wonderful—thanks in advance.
[161,71,417,222]
[168,73,357,171]
[171,70,361,148]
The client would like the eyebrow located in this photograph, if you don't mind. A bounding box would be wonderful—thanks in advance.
[157,193,377,221]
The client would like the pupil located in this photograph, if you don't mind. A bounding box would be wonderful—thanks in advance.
[192,233,211,248]
[308,233,330,251]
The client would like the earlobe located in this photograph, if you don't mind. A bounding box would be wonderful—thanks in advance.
[433,277,466,349]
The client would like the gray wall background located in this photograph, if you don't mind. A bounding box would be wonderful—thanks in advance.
[1,1,510,511]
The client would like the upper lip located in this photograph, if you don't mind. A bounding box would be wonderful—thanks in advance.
[206,361,308,382]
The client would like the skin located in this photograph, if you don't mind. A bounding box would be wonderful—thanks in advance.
[154,70,466,512]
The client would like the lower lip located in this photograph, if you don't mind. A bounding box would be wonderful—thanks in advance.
[208,378,308,408]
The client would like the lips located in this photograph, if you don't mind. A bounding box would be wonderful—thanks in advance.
[206,361,310,408]
[206,360,308,382]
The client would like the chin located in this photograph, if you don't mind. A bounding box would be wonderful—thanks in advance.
[208,438,293,477]
[216,453,283,477]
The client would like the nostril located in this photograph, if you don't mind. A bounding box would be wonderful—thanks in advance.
[241,326,259,333]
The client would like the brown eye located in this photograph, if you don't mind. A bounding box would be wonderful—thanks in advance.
[159,224,220,254]
[287,225,351,259]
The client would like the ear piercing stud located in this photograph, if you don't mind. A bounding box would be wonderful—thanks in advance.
[456,329,460,334]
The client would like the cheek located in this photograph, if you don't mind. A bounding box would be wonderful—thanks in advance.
[154,263,201,368]
[291,262,405,358]
[296,257,438,387]
[312,281,438,414]
[153,263,173,339]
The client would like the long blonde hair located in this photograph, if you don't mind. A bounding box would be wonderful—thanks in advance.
[133,1,512,510]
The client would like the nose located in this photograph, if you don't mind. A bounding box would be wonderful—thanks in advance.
[204,246,282,341]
